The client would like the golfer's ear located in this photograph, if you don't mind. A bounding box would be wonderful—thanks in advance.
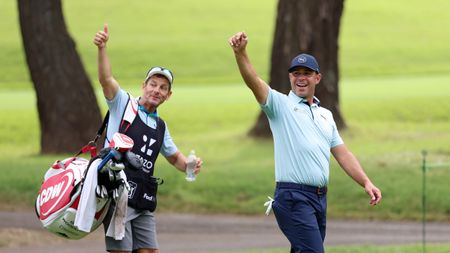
[316,73,322,83]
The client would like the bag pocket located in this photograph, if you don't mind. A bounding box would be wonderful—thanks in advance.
[126,170,163,212]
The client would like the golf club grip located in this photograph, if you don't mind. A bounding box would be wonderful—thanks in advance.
[97,150,116,171]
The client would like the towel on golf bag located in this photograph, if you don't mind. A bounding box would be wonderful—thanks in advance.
[35,156,126,240]
[74,158,101,232]
[105,181,128,240]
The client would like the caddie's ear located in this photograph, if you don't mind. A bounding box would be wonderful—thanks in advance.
[165,90,173,101]
[142,78,151,88]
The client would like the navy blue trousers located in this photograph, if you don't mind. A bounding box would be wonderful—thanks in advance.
[272,182,327,253]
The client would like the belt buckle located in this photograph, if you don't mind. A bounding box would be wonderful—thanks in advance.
[316,187,323,195]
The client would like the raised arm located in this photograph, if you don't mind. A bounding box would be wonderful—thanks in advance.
[331,144,382,205]
[93,24,119,100]
[228,32,269,104]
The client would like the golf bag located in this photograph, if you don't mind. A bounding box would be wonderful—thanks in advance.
[35,133,138,240]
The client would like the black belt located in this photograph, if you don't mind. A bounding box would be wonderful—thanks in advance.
[276,182,327,195]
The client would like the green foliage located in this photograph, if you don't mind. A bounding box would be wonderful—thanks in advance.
[2,0,450,89]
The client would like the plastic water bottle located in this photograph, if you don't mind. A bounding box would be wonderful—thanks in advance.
[185,150,197,182]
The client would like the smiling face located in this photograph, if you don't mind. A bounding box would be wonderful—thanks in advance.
[289,67,322,101]
[139,74,172,112]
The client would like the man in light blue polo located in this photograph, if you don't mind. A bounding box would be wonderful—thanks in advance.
[94,24,203,253]
[229,32,382,253]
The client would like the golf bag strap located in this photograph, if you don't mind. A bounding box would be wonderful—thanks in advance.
[74,111,110,158]
[75,93,137,158]
[119,94,138,133]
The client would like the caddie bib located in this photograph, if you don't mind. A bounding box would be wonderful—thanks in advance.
[122,114,165,176]
[122,114,165,211]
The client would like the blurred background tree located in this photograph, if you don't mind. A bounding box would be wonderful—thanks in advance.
[250,0,346,137]
[18,0,102,154]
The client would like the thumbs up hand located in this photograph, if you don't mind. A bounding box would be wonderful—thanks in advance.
[93,24,109,49]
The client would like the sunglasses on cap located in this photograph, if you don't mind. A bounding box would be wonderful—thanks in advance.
[145,66,174,85]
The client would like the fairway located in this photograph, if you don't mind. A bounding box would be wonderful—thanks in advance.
[1,75,449,221]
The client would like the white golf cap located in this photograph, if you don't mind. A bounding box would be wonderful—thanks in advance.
[145,66,174,86]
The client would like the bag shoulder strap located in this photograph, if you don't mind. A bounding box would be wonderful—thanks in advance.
[95,92,137,138]
[119,93,138,133]
[95,111,110,142]
[74,109,110,157]
[75,93,138,158]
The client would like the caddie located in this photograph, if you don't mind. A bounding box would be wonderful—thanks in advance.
[94,24,203,253]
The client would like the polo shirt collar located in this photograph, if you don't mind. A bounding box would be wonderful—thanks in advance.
[288,91,321,106]
[137,98,159,118]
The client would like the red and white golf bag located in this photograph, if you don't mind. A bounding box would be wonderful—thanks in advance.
[35,133,136,240]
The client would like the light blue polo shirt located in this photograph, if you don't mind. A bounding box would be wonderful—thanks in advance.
[261,88,343,187]
[104,88,178,157]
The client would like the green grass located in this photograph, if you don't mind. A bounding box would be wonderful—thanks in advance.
[212,244,450,253]
[341,0,450,78]
[1,77,450,221]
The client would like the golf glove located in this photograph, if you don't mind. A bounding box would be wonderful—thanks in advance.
[264,196,274,216]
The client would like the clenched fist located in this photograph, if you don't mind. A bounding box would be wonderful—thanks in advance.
[228,31,248,53]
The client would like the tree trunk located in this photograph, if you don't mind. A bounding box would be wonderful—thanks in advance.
[249,0,346,138]
[18,0,102,154]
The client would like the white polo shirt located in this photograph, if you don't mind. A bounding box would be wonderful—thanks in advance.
[261,88,343,187]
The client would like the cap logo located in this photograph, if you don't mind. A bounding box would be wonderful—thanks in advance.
[298,56,307,63]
